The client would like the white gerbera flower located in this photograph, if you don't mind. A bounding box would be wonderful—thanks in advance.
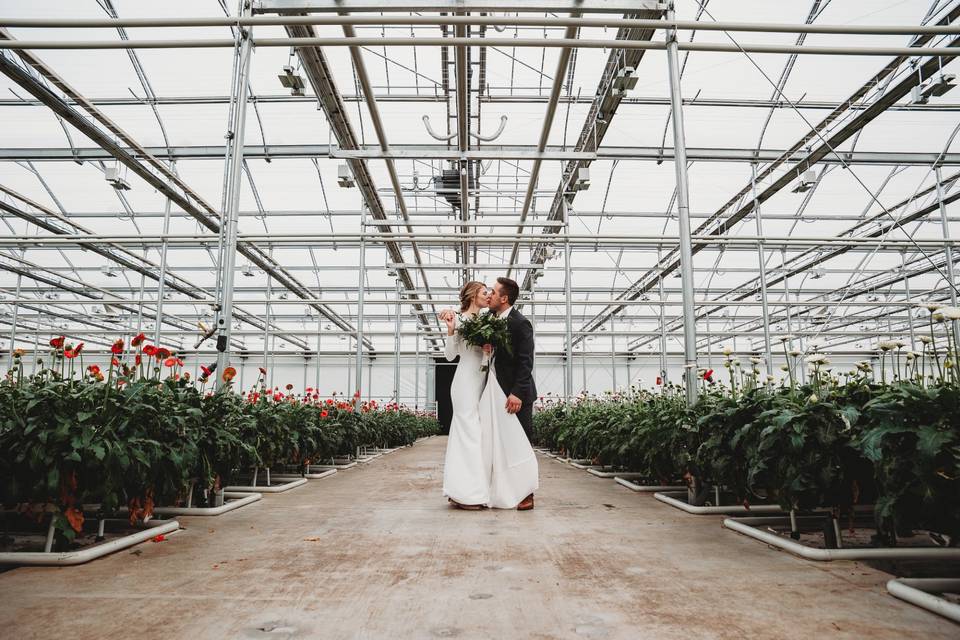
[805,353,828,364]
[779,335,794,343]
[722,346,732,356]
[933,311,946,323]
[923,302,942,312]
[789,349,802,357]
[878,340,897,351]
[940,306,960,320]
[750,357,761,364]
[779,364,789,372]
[920,335,933,344]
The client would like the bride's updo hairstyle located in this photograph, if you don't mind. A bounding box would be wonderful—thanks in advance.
[459,281,486,312]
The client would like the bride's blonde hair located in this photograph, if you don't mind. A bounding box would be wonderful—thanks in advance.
[459,281,487,312]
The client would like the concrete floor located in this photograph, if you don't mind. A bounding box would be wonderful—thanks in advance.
[1,436,957,639]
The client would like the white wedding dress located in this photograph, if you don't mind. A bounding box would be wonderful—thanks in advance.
[442,314,539,509]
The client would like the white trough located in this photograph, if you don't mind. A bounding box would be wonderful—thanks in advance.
[615,477,687,492]
[310,461,358,471]
[152,491,261,516]
[271,469,337,481]
[0,518,180,567]
[887,578,960,623]
[655,490,784,515]
[224,477,307,493]
[723,516,960,561]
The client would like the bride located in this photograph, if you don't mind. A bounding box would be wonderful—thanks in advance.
[440,281,539,510]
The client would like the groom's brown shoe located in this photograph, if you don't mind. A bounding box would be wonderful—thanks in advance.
[517,494,534,511]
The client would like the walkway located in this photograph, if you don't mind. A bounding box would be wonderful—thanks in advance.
[0,436,956,639]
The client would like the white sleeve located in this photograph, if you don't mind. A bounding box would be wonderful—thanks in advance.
[444,316,459,362]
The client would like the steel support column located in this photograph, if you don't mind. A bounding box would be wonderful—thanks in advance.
[936,166,960,342]
[153,162,174,344]
[214,6,253,386]
[665,2,698,405]
[394,278,401,402]
[752,164,774,374]
[355,228,366,409]
[563,199,573,401]
[7,273,21,368]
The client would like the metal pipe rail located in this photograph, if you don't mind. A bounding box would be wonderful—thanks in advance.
[0,298,927,308]
[3,15,960,36]
[1,37,959,57]
[0,233,954,247]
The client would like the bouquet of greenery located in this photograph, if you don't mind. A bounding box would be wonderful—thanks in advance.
[457,312,513,371]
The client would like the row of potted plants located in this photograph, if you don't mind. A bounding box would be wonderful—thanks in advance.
[533,309,960,545]
[0,334,438,547]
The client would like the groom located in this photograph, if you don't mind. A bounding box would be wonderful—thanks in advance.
[487,277,537,442]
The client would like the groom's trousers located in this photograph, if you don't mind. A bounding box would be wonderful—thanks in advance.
[517,401,533,440]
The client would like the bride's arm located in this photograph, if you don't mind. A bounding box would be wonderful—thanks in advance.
[443,313,459,362]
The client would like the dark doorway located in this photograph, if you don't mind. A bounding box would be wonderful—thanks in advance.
[434,356,457,435]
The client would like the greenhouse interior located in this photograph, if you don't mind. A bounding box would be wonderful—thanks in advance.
[0,0,959,637]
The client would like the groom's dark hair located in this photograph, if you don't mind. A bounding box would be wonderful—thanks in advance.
[496,277,520,305]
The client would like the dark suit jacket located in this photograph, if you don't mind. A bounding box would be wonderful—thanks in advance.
[494,307,537,403]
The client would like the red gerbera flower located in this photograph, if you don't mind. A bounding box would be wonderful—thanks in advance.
[164,357,178,367]
[273,392,283,402]
[131,332,147,347]
[142,344,158,357]
[155,347,171,360]
[111,357,120,367]
[74,342,84,355]
[703,368,714,382]
[222,366,236,382]
[285,383,293,391]
[326,398,334,406]
[111,339,124,355]
[259,366,267,375]
[320,410,329,418]
[656,376,663,385]
[200,365,212,379]
[135,354,142,366]
[49,335,65,349]
[87,364,101,376]
[64,348,78,359]
[353,390,361,398]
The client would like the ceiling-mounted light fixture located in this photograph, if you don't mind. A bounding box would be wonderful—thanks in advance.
[278,65,306,96]
[337,163,355,188]
[791,169,816,193]
[104,166,131,191]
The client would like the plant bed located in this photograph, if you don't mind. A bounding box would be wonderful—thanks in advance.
[615,477,687,492]
[655,490,784,515]
[0,516,179,566]
[723,515,960,561]
[887,578,960,623]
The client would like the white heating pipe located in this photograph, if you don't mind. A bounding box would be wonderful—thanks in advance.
[887,578,960,623]
[655,490,784,515]
[725,516,960,561]
[0,519,179,567]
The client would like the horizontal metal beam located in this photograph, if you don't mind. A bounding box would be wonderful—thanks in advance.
[2,36,960,57]
[0,297,927,308]
[12,9,958,37]
[5,144,959,165]
[0,233,953,248]
[3,93,957,111]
